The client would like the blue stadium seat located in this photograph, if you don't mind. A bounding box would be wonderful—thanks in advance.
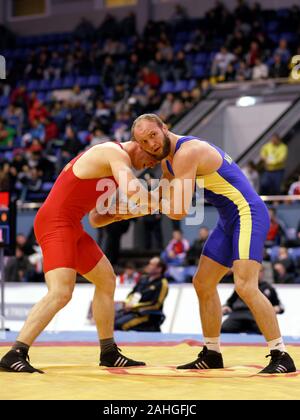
[51,79,63,90]
[280,32,296,43]
[187,79,197,91]
[266,21,278,32]
[104,87,114,101]
[87,75,101,87]
[62,76,75,89]
[175,32,190,43]
[41,182,54,192]
[269,246,280,262]
[194,52,209,64]
[4,151,13,161]
[160,81,176,94]
[27,80,40,91]
[78,131,89,144]
[75,76,88,87]
[192,65,206,78]
[39,79,52,91]
[268,33,280,44]
[0,96,9,108]
[173,42,184,54]
[276,8,290,18]
[288,248,300,266]
[37,92,46,102]
[174,80,188,93]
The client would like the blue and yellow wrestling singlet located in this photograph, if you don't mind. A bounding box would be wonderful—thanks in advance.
[166,137,270,268]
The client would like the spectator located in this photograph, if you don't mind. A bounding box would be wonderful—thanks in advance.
[2,104,24,136]
[269,54,289,78]
[60,125,83,169]
[273,246,295,283]
[0,118,15,148]
[186,227,210,265]
[241,161,259,192]
[4,246,35,282]
[265,208,287,247]
[211,46,236,77]
[114,257,168,331]
[288,174,300,195]
[18,167,43,202]
[116,262,141,286]
[273,262,295,284]
[157,93,175,121]
[246,41,261,67]
[0,162,16,191]
[161,230,190,266]
[251,57,269,80]
[89,127,110,146]
[171,4,189,22]
[260,134,288,195]
[221,266,284,334]
[274,38,291,63]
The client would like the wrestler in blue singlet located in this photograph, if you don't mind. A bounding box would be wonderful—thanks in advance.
[166,136,270,268]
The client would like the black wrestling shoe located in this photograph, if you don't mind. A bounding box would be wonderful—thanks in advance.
[259,350,296,374]
[100,345,146,368]
[177,346,224,369]
[0,349,44,373]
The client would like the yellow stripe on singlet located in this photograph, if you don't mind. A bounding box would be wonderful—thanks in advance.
[197,172,252,259]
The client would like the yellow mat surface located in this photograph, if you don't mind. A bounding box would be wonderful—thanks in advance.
[0,344,299,400]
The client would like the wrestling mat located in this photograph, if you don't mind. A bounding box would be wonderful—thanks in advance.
[0,332,299,400]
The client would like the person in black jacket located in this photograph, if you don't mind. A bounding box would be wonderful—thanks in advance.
[114,257,168,331]
[221,266,284,334]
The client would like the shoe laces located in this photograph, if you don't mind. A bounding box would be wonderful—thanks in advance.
[197,346,208,358]
[15,348,30,363]
[113,344,122,353]
[265,351,284,366]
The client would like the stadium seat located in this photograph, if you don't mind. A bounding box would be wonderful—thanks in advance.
[51,79,64,90]
[194,52,208,64]
[39,79,52,91]
[0,96,9,108]
[87,75,101,87]
[160,81,176,94]
[288,248,300,266]
[62,75,76,89]
[174,80,188,93]
[41,182,54,192]
[192,64,206,78]
[27,80,40,91]
[75,76,88,87]
[187,79,197,91]
[78,131,89,144]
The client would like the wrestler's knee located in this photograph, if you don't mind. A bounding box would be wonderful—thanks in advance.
[234,276,256,300]
[48,288,73,309]
[192,275,215,298]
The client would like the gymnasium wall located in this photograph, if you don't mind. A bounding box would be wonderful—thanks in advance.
[3,283,300,336]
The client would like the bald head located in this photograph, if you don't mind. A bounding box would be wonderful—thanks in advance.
[132,114,171,160]
[131,114,164,139]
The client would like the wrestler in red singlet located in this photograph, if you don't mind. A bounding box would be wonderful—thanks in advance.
[34,151,116,274]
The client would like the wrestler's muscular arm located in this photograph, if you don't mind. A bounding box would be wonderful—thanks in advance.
[160,141,221,220]
[89,146,159,228]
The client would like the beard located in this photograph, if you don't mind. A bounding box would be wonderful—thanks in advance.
[154,132,171,160]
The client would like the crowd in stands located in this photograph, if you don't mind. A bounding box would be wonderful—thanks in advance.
[1,1,300,199]
[1,1,300,282]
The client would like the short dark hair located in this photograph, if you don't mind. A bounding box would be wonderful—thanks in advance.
[157,259,167,275]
